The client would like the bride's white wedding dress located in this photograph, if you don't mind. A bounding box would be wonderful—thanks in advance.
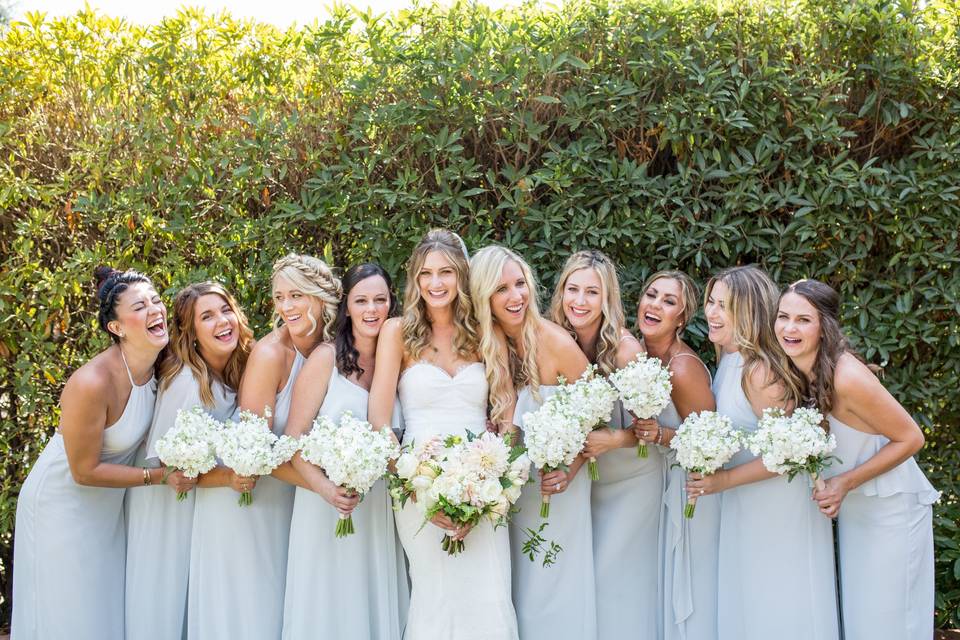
[393,362,519,640]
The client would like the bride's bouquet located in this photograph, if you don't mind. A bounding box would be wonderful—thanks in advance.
[154,406,222,500]
[522,395,589,518]
[608,353,673,458]
[298,411,400,537]
[746,407,838,491]
[389,435,445,508]
[560,367,619,481]
[216,409,300,506]
[393,431,529,555]
[669,411,741,518]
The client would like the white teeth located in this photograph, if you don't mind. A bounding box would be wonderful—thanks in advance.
[644,313,661,322]
[216,329,232,338]
[709,322,723,329]
[506,305,522,313]
[287,314,301,322]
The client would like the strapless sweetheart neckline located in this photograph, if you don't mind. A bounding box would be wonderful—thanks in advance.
[400,360,484,382]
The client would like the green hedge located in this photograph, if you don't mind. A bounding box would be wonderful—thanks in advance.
[1,0,958,628]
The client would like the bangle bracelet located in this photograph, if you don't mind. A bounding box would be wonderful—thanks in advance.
[142,467,151,486]
[655,426,663,445]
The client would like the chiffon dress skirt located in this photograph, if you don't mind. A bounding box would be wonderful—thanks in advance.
[659,356,720,640]
[588,400,662,639]
[510,385,597,640]
[826,414,939,640]
[186,353,303,640]
[13,357,156,640]
[393,362,518,640]
[124,368,237,640]
[714,351,839,640]
[282,367,406,640]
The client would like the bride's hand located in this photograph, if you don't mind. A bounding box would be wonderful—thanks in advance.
[450,521,474,541]
[430,512,458,531]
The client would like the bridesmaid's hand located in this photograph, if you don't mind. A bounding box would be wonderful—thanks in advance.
[582,429,620,459]
[540,469,571,496]
[164,468,197,494]
[230,473,258,495]
[686,470,728,497]
[319,478,360,516]
[633,418,660,446]
[813,476,851,519]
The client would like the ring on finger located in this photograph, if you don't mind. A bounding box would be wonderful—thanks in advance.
[554,482,561,490]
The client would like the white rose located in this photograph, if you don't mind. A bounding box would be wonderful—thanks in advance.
[395,453,418,479]
[478,478,503,504]
[504,483,522,503]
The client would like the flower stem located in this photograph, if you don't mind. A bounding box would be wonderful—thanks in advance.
[588,457,599,481]
[540,494,550,519]
[637,442,649,458]
[176,491,188,501]
[335,513,355,538]
[684,495,697,519]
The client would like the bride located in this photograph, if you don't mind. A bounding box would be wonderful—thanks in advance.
[368,229,519,640]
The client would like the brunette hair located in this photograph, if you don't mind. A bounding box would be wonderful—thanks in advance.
[158,282,254,406]
[94,266,153,342]
[335,263,398,378]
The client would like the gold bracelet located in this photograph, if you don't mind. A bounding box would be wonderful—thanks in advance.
[142,467,151,486]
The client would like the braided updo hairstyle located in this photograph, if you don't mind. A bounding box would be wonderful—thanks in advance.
[94,265,153,342]
[271,254,342,341]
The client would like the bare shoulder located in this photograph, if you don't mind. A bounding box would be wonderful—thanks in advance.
[305,341,336,366]
[669,348,710,385]
[380,317,404,341]
[834,352,881,397]
[615,328,644,368]
[247,330,289,366]
[538,318,578,350]
[63,356,113,400]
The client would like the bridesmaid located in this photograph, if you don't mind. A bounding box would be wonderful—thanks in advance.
[777,279,938,639]
[216,254,342,638]
[126,281,250,640]
[282,262,405,640]
[12,267,171,639]
[630,271,716,640]
[181,285,264,639]
[686,265,839,640]
[470,245,593,640]
[550,250,662,640]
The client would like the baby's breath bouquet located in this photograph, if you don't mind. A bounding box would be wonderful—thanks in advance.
[298,411,400,538]
[216,410,300,506]
[608,353,673,458]
[670,411,741,518]
[746,407,838,491]
[154,406,222,500]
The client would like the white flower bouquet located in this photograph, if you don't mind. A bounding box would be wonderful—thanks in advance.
[393,431,528,555]
[154,405,222,500]
[609,353,673,458]
[560,366,618,480]
[298,411,400,537]
[389,435,445,508]
[670,411,741,518]
[746,407,838,491]
[522,394,589,517]
[216,410,300,506]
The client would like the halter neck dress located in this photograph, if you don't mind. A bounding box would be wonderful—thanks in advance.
[825,413,938,639]
[13,350,156,640]
[187,351,304,640]
[282,365,407,640]
[125,366,237,640]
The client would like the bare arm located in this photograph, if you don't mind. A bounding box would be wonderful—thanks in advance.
[367,318,405,431]
[585,333,643,455]
[285,344,340,495]
[639,353,716,448]
[60,368,163,488]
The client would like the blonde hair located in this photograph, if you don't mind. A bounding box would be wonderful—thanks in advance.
[271,254,342,341]
[639,270,700,335]
[470,245,542,425]
[401,229,479,361]
[159,282,255,406]
[550,250,625,375]
[705,265,804,407]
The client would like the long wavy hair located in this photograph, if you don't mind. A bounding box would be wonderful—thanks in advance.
[271,253,341,341]
[335,263,398,378]
[401,229,478,361]
[549,250,625,375]
[470,245,542,425]
[638,270,700,337]
[705,265,804,408]
[158,282,254,406]
[781,279,854,415]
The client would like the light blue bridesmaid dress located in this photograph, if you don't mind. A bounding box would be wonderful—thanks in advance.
[281,366,407,640]
[13,352,155,640]
[826,414,939,640]
[187,351,302,640]
[125,366,237,640]
[715,351,839,640]
[591,399,663,640]
[659,354,719,640]
[509,385,597,640]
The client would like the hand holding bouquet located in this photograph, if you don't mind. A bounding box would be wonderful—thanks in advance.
[522,397,587,518]
[216,410,300,506]
[609,353,673,458]
[298,411,400,537]
[670,410,741,518]
[154,406,222,500]
[746,407,838,490]
[560,366,618,480]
